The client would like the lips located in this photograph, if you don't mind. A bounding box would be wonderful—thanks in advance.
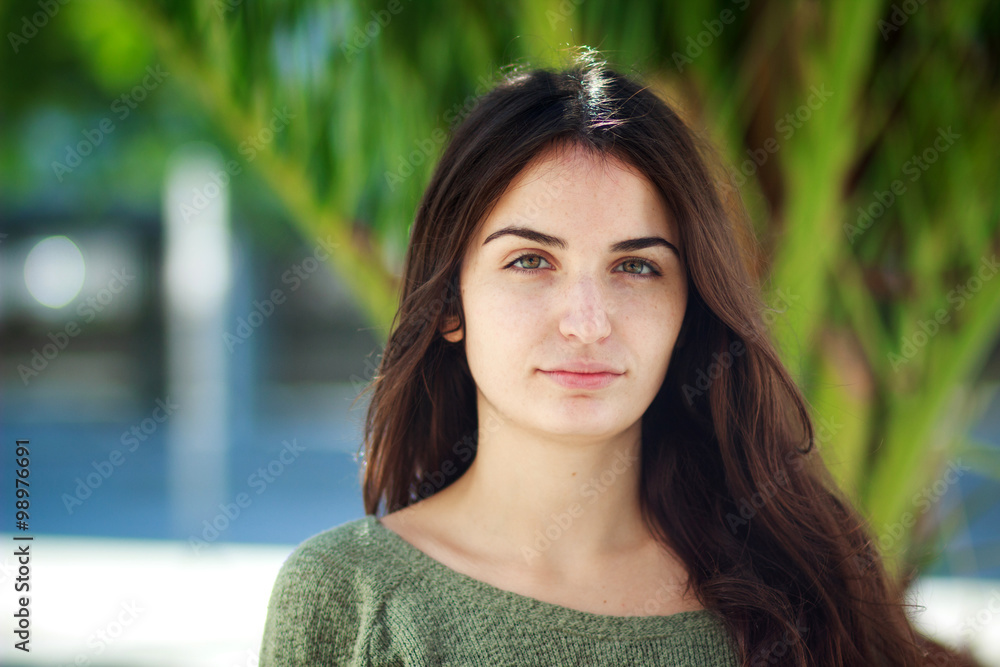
[540,362,623,390]
[544,361,623,374]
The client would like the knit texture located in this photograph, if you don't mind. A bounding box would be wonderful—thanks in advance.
[259,515,740,666]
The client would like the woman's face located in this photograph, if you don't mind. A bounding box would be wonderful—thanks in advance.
[442,142,688,442]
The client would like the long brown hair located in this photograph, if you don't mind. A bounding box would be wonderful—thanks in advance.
[355,47,968,666]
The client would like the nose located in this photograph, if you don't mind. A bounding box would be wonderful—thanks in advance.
[558,275,612,343]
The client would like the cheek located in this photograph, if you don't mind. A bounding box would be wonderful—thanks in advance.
[614,286,683,324]
[468,282,547,328]
[460,285,535,368]
[618,295,687,362]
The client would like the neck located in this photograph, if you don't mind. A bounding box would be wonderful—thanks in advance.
[430,406,651,574]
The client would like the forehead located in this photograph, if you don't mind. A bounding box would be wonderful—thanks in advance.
[473,142,676,243]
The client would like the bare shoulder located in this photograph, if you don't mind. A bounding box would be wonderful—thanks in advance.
[378,499,440,541]
[378,498,461,562]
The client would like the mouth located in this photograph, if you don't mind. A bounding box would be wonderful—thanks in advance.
[539,370,622,390]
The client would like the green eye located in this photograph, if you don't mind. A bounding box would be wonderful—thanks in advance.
[504,254,662,278]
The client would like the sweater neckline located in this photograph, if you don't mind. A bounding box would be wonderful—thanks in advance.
[364,514,722,639]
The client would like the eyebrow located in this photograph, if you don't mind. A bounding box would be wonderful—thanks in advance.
[481,225,680,255]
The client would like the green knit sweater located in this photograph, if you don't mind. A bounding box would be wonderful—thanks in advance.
[259,515,740,666]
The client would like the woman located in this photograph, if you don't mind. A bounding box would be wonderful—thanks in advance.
[260,49,969,666]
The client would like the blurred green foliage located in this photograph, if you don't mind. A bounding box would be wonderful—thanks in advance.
[3,0,999,579]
